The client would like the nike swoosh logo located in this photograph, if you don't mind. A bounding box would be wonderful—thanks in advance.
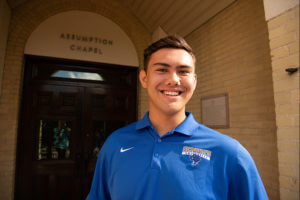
[120,147,134,153]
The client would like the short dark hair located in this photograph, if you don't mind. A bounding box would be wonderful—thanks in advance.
[143,35,195,71]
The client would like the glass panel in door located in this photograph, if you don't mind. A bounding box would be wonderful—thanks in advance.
[36,119,72,160]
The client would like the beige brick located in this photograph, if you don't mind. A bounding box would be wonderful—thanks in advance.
[270,32,296,50]
[286,19,300,33]
[268,11,291,30]
[272,68,295,81]
[292,114,299,126]
[277,140,299,153]
[288,42,299,55]
[271,46,289,60]
[0,161,15,172]
[269,25,287,39]
[276,115,295,126]
[232,113,275,121]
[273,91,291,104]
[279,164,300,177]
[279,176,299,191]
[295,5,300,13]
[278,152,299,165]
[272,53,299,70]
[273,78,299,92]
[275,103,300,114]
[291,89,299,103]
[280,188,299,200]
[277,127,300,140]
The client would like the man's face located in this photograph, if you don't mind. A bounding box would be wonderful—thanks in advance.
[139,48,197,116]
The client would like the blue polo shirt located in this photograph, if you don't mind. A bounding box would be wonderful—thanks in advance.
[87,112,268,200]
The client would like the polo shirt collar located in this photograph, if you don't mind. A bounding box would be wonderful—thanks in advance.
[135,112,152,130]
[136,111,200,137]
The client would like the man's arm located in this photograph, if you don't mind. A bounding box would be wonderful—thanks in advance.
[228,143,269,200]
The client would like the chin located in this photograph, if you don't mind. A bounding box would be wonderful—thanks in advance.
[162,106,185,116]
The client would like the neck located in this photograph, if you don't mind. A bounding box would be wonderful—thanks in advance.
[148,109,186,137]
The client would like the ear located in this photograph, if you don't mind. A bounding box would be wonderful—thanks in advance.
[192,73,197,90]
[139,70,148,88]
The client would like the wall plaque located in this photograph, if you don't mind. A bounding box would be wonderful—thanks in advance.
[201,93,229,128]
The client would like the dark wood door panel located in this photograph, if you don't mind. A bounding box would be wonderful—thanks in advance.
[31,84,84,115]
[87,87,136,115]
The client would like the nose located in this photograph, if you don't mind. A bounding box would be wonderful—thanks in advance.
[166,72,180,86]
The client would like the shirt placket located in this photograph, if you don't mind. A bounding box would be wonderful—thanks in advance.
[149,128,163,170]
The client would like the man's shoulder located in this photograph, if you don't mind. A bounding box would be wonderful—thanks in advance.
[195,122,238,142]
[106,121,138,141]
[191,122,240,155]
[103,119,145,146]
[98,121,139,155]
[183,112,238,146]
[194,123,256,166]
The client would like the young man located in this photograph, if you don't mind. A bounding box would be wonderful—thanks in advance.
[86,35,268,200]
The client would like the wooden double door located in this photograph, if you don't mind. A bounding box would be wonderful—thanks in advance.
[15,56,137,200]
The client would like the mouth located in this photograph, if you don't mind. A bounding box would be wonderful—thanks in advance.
[161,90,183,96]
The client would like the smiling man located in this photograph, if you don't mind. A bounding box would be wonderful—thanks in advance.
[86,35,268,200]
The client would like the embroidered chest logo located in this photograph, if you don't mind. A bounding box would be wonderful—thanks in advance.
[182,146,212,166]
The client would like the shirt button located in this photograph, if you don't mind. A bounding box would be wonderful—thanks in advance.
[154,153,158,157]
[157,138,161,143]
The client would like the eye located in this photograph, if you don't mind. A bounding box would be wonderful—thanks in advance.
[156,68,168,72]
[178,70,190,75]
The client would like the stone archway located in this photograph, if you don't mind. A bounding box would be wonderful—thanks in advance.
[0,0,150,199]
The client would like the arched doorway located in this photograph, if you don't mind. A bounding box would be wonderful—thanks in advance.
[15,10,140,199]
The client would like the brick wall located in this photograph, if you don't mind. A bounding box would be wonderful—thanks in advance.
[186,0,279,199]
[0,0,11,97]
[0,0,150,199]
[267,5,299,200]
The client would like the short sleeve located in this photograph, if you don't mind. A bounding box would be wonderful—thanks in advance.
[228,143,269,200]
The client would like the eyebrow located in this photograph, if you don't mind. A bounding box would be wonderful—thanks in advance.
[153,62,193,69]
[153,62,170,67]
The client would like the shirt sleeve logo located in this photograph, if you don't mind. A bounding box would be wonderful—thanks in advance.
[182,146,211,166]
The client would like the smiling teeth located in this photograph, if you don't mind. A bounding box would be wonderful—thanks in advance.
[164,91,179,96]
